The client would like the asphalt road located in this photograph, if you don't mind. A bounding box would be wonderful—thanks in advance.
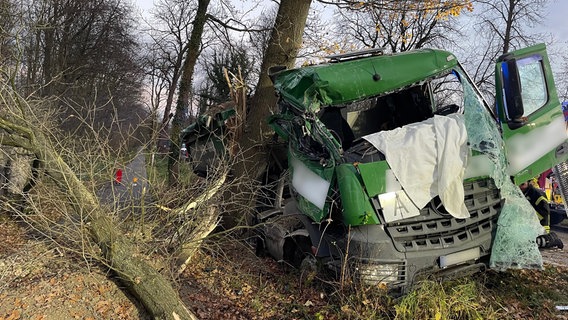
[541,223,568,267]
[97,150,151,210]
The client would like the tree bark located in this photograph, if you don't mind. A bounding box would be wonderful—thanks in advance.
[237,0,312,179]
[90,215,197,320]
[225,0,311,228]
[43,140,197,319]
[168,0,211,184]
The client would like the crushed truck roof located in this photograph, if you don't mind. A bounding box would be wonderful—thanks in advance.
[272,48,458,112]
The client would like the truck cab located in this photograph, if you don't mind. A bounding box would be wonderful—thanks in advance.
[258,44,568,293]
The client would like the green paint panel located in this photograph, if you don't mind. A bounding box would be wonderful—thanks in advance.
[357,161,390,197]
[288,152,335,223]
[297,196,327,223]
[336,164,379,226]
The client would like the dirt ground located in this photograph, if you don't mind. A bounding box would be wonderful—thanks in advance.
[3,213,568,320]
[0,216,323,320]
[0,217,151,320]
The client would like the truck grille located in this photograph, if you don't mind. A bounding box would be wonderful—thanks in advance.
[384,179,501,252]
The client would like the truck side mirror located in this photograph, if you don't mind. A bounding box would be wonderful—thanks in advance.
[500,57,526,129]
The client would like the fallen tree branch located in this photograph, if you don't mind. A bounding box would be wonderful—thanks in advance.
[1,104,199,319]
[176,172,227,213]
[40,135,197,319]
[173,172,228,275]
[90,214,197,320]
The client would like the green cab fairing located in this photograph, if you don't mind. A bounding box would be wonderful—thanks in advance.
[272,49,458,113]
[288,150,335,222]
[336,164,380,225]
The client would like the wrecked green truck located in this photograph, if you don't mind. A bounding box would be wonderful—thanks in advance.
[183,44,568,293]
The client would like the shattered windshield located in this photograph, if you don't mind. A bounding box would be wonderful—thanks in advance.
[339,84,434,140]
[458,67,544,270]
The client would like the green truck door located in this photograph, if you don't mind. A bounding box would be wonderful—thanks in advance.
[495,43,568,184]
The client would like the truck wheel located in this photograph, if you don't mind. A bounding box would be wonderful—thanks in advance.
[283,235,312,268]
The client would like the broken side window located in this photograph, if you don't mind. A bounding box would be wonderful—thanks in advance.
[517,55,548,116]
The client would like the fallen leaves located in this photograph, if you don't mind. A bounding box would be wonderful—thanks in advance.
[0,257,144,320]
[3,310,21,320]
[5,209,568,320]
[0,220,25,255]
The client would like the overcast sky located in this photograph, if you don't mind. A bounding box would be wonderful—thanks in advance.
[543,0,568,44]
[134,0,568,44]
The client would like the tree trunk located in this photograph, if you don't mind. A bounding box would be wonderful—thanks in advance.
[90,215,197,320]
[237,0,312,179]
[42,138,197,319]
[168,0,211,184]
[225,0,311,227]
[502,0,516,54]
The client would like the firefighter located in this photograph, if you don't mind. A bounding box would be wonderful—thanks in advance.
[520,180,564,249]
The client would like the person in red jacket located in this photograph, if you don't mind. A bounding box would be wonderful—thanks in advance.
[115,168,123,184]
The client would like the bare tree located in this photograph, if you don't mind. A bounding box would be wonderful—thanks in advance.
[234,0,312,182]
[476,0,548,54]
[331,0,470,53]
[22,0,141,95]
[0,0,18,69]
[167,0,211,184]
[461,0,550,99]
[13,0,145,149]
[144,0,199,141]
